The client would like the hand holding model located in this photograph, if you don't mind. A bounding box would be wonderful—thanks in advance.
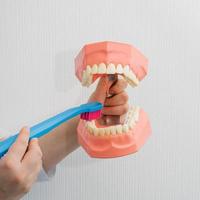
[89,75,128,126]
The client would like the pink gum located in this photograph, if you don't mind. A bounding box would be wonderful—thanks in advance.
[77,109,151,158]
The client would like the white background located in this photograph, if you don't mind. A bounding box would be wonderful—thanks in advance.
[0,0,200,199]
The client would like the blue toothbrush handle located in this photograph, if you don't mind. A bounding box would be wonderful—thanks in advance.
[0,102,102,158]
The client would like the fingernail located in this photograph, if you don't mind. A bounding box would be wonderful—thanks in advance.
[31,137,38,140]
[31,137,38,143]
[25,126,30,132]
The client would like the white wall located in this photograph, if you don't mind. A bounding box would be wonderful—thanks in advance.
[1,0,200,199]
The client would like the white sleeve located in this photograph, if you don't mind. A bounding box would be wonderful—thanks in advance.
[37,166,56,182]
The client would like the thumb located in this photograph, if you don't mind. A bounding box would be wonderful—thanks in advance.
[88,75,117,104]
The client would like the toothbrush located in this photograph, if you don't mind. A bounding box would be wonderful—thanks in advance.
[0,101,102,158]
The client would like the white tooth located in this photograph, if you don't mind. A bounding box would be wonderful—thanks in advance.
[129,110,134,118]
[128,107,132,113]
[105,127,111,135]
[124,114,128,123]
[123,65,130,76]
[90,127,95,134]
[124,67,138,88]
[98,63,107,74]
[93,123,97,128]
[128,71,139,86]
[126,106,138,129]
[128,123,133,129]
[116,64,123,74]
[86,75,93,87]
[125,77,137,87]
[107,63,116,74]
[86,65,91,74]
[88,126,93,134]
[126,117,131,125]
[126,114,131,123]
[91,120,95,125]
[124,108,132,123]
[116,125,123,134]
[128,118,136,129]
[136,106,140,112]
[91,64,98,74]
[86,122,93,134]
[124,117,129,124]
[110,126,116,135]
[129,71,137,80]
[128,107,133,115]
[81,70,87,86]
[122,124,129,132]
[86,123,92,133]
[87,121,91,127]
[124,77,132,86]
[131,105,136,112]
[82,66,92,87]
[130,81,137,87]
[93,127,99,136]
[87,121,94,127]
[85,122,89,130]
[99,128,105,136]
[126,71,132,79]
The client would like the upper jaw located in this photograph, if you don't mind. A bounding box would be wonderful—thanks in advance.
[75,41,148,86]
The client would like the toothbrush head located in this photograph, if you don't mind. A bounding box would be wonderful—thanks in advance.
[80,110,102,121]
[80,101,103,121]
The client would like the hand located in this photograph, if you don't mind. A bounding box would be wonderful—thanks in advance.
[89,75,129,125]
[0,127,43,200]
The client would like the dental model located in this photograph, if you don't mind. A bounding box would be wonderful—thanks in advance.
[75,41,151,158]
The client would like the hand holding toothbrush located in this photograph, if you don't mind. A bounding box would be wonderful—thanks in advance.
[0,75,129,200]
[0,127,42,200]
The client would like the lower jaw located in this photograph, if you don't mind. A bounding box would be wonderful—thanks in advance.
[77,108,151,158]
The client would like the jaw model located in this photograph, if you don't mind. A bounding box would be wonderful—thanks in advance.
[75,41,151,158]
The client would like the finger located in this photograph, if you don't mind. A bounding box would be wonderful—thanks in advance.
[6,127,30,161]
[102,103,129,116]
[104,113,127,125]
[104,92,129,107]
[104,115,121,125]
[109,79,128,95]
[88,75,117,104]
[22,138,42,172]
[96,114,120,126]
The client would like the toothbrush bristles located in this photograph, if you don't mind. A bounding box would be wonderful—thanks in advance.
[80,110,101,121]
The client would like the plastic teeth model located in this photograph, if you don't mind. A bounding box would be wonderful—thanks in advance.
[75,41,151,158]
